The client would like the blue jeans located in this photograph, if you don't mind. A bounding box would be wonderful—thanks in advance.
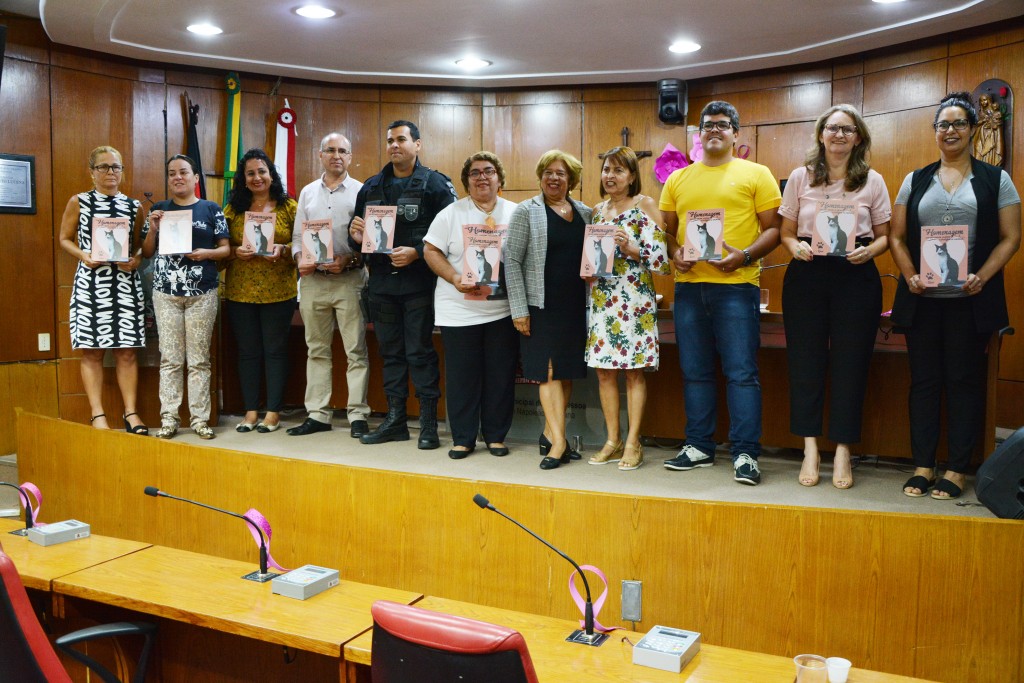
[674,282,762,459]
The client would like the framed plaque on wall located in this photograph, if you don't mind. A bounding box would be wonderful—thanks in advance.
[0,153,36,214]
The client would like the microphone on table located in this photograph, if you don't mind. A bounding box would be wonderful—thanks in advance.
[1,481,34,536]
[473,493,604,645]
[143,486,278,582]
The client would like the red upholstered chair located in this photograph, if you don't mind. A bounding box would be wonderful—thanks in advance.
[370,600,539,683]
[0,549,156,683]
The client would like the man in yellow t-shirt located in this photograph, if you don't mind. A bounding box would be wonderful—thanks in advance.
[658,100,781,486]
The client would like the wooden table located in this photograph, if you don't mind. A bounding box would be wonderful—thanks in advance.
[0,517,150,591]
[52,544,422,682]
[344,596,936,683]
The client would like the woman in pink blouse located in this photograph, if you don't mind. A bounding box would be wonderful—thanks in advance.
[778,104,891,489]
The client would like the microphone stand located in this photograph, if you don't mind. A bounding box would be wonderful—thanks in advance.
[144,486,278,582]
[474,494,606,646]
[1,482,34,536]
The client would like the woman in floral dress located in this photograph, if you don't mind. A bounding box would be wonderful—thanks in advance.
[586,147,670,471]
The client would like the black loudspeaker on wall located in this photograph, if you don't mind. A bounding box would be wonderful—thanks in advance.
[975,426,1024,519]
[657,79,686,125]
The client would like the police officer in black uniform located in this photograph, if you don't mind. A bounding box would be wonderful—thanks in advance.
[348,120,457,449]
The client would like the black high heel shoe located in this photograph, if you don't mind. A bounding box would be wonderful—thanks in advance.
[539,434,581,460]
[123,412,149,435]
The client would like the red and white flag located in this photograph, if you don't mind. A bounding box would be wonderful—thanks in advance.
[274,99,297,198]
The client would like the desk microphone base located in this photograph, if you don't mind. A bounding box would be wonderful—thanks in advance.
[242,570,280,583]
[566,629,608,647]
[7,528,28,536]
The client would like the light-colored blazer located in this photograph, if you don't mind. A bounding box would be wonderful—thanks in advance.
[505,194,593,320]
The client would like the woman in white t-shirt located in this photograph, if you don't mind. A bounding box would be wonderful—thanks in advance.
[778,104,892,490]
[423,152,519,459]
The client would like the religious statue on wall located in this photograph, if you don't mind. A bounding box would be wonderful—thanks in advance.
[973,93,1003,166]
[971,80,1012,172]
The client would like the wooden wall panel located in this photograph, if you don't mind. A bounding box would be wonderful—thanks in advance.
[482,102,583,192]
[0,368,58,453]
[948,21,1024,56]
[580,99,680,208]
[285,97,381,185]
[17,412,1024,683]
[996,380,1023,429]
[863,40,948,74]
[0,57,55,362]
[754,121,816,180]
[689,82,832,127]
[832,76,864,110]
[862,60,947,115]
[0,13,50,63]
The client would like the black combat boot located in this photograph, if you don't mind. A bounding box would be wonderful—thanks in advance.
[360,396,410,444]
[417,398,440,450]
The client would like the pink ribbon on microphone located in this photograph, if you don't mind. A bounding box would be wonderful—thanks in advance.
[18,482,43,526]
[568,564,619,633]
[242,508,289,572]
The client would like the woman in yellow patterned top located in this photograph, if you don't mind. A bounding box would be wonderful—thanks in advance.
[223,148,298,433]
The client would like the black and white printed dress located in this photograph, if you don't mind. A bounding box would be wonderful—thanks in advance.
[69,190,146,349]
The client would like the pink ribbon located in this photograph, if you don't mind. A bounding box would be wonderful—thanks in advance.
[568,564,619,633]
[243,508,289,572]
[18,482,43,526]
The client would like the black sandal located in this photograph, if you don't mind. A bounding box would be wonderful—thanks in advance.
[931,478,963,500]
[89,413,106,425]
[123,412,149,435]
[902,475,936,498]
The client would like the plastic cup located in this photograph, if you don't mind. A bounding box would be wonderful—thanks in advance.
[760,288,770,311]
[827,657,852,683]
[793,654,828,683]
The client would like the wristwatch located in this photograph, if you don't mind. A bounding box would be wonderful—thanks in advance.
[742,249,753,267]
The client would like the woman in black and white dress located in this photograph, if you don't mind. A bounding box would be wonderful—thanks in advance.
[58,146,149,433]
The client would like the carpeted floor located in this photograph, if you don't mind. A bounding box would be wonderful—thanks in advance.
[155,411,997,519]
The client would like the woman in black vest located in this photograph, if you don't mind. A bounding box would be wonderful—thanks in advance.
[890,92,1021,500]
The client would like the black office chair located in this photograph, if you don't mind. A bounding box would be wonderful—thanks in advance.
[370,600,539,683]
[0,549,156,683]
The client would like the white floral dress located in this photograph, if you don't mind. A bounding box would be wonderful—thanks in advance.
[585,197,670,369]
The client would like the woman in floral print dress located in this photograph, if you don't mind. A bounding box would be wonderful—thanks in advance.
[585,147,670,471]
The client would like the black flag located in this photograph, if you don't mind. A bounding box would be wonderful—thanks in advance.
[185,93,207,200]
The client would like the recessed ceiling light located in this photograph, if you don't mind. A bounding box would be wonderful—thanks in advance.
[296,5,336,19]
[455,57,492,70]
[669,40,701,54]
[187,23,223,36]
[872,0,906,3]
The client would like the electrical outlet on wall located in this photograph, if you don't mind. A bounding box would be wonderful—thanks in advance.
[622,580,642,622]
[38,333,51,352]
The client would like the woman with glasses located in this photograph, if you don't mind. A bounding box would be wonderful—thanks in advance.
[891,92,1020,500]
[58,146,149,433]
[506,150,592,469]
[585,147,669,472]
[142,155,230,440]
[223,148,298,434]
[423,152,519,459]
[778,105,891,489]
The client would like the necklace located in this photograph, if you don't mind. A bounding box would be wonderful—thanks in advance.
[471,198,497,228]
[546,198,570,216]
[938,164,968,224]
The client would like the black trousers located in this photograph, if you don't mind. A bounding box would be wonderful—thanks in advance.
[904,296,988,473]
[782,257,881,443]
[369,291,440,401]
[440,318,518,447]
[225,298,296,413]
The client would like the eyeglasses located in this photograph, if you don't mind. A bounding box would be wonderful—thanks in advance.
[824,124,858,137]
[541,170,568,180]
[468,168,497,179]
[934,119,970,132]
[321,147,350,156]
[700,120,734,132]
[92,164,124,174]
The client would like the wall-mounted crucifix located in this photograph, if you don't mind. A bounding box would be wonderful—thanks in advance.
[598,127,652,159]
